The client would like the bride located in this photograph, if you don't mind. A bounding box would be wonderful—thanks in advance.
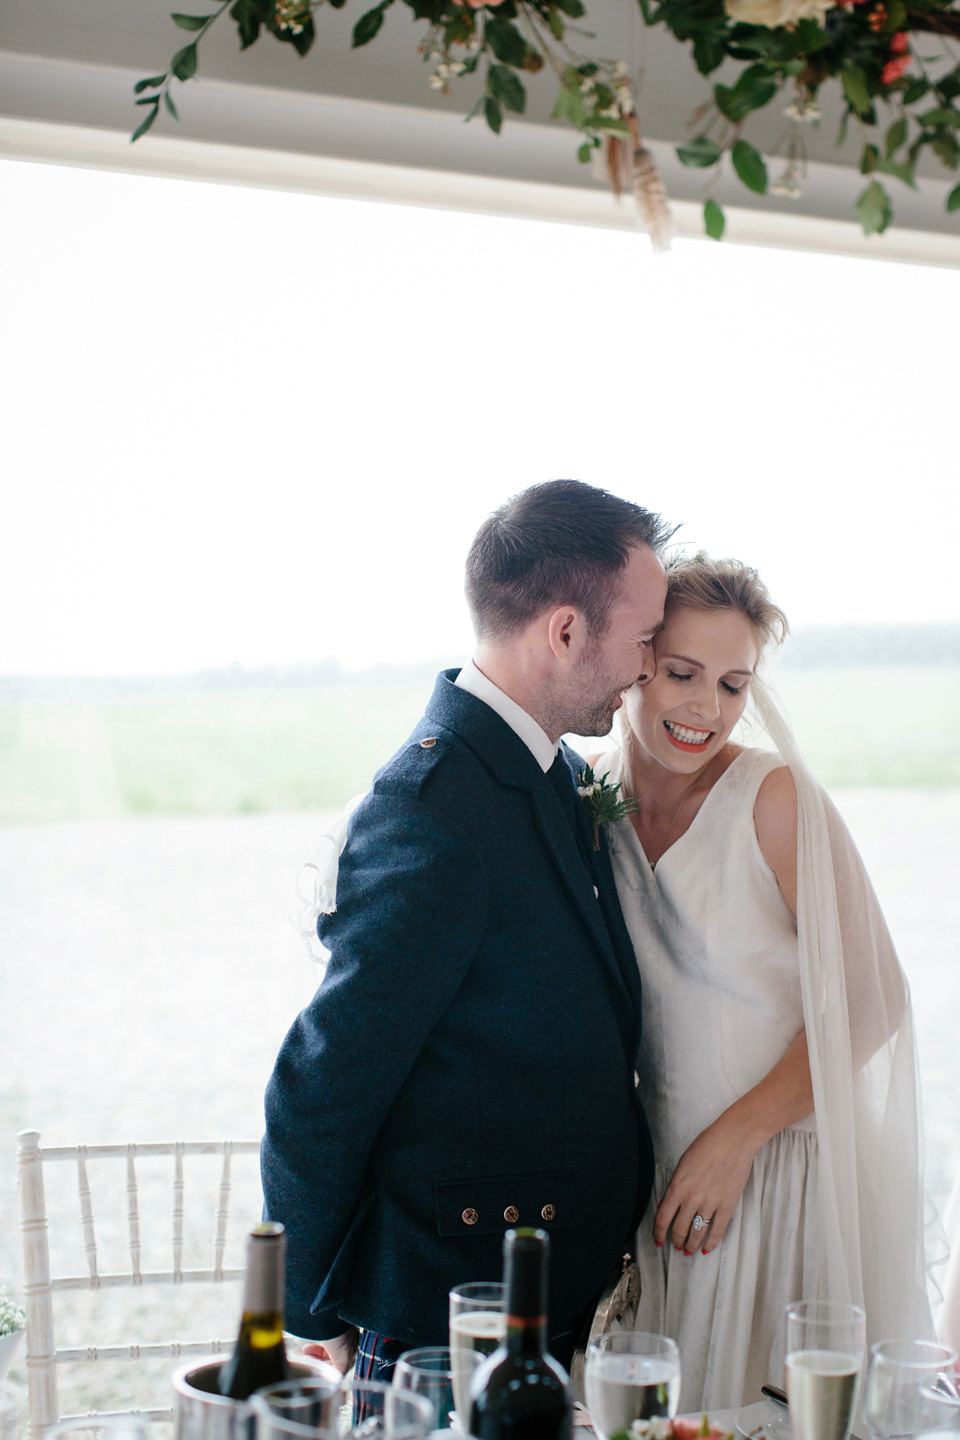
[592,553,932,1411]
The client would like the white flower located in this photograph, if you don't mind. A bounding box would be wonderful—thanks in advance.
[429,73,447,90]
[628,1419,672,1440]
[724,0,830,26]
[0,1289,25,1338]
[577,782,602,797]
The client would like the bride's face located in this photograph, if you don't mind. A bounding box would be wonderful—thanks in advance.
[624,605,759,773]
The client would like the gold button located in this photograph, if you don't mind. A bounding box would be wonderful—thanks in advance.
[420,737,437,748]
[541,1204,556,1222]
[462,1208,478,1226]
[504,1206,519,1224]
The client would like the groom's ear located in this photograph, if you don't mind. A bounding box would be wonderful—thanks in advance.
[546,606,583,661]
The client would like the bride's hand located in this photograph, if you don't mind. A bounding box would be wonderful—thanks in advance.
[653,1112,761,1257]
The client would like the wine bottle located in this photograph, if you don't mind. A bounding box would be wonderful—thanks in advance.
[469,1228,572,1440]
[219,1221,291,1400]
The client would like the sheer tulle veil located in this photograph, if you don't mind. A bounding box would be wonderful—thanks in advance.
[750,676,936,1344]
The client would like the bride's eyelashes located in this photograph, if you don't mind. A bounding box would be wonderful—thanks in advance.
[666,669,744,697]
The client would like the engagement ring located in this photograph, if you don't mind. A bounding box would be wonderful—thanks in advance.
[692,1214,707,1231]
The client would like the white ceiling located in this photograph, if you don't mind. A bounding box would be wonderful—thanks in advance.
[2,0,959,251]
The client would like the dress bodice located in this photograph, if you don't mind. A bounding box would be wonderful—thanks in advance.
[600,745,811,1169]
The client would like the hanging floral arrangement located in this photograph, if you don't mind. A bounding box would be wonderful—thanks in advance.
[130,0,960,241]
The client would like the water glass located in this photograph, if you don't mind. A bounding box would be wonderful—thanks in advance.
[392,1348,456,1435]
[252,1378,432,1440]
[863,1341,958,1440]
[917,1379,960,1440]
[448,1283,505,1426]
[785,1301,867,1440]
[584,1332,681,1440]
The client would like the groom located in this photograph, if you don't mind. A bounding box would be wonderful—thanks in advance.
[261,479,671,1376]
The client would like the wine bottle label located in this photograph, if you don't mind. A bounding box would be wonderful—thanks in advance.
[506,1315,547,1330]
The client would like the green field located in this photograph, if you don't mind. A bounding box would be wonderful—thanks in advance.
[0,665,957,823]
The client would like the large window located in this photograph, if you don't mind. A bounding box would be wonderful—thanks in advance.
[2,156,958,1409]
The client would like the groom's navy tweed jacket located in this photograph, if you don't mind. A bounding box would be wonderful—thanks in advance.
[261,670,654,1345]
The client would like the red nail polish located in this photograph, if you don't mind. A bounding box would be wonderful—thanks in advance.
[683,1249,692,1256]
[655,1241,663,1248]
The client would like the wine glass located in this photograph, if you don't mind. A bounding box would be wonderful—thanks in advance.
[584,1332,681,1440]
[448,1282,506,1427]
[863,1341,957,1440]
[785,1301,867,1440]
[392,1348,457,1436]
[252,1376,342,1427]
[917,1378,960,1440]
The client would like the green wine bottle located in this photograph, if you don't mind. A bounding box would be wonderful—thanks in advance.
[219,1222,291,1400]
[468,1228,572,1440]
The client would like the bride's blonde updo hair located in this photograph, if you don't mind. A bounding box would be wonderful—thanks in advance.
[662,551,789,662]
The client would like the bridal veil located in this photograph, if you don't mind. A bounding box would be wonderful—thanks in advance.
[752,677,934,1345]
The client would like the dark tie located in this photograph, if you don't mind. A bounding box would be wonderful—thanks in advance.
[546,752,578,828]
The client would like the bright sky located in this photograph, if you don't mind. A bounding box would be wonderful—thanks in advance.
[2,156,958,676]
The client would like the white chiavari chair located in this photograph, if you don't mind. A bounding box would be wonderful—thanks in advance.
[18,1131,262,1440]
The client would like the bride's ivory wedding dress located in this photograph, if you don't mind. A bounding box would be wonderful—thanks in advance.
[601,746,814,1410]
[595,703,933,1412]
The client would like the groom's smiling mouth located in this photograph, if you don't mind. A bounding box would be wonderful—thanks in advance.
[663,719,714,753]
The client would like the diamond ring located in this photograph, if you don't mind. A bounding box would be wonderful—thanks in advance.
[692,1214,708,1231]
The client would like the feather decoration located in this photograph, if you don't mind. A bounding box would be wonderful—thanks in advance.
[628,118,672,253]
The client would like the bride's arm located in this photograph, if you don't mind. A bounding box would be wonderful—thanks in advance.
[654,767,813,1257]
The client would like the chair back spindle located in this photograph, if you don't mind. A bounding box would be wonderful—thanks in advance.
[17,1132,261,1440]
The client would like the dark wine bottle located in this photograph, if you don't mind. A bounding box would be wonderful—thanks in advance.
[468,1228,573,1440]
[219,1221,291,1400]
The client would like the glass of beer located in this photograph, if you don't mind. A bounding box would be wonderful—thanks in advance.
[448,1282,506,1429]
[786,1301,867,1440]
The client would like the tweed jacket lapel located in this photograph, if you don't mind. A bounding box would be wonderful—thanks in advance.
[425,672,636,1030]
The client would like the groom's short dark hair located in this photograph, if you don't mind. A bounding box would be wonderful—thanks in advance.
[466,480,673,640]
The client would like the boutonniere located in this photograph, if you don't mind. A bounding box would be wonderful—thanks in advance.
[577,764,639,850]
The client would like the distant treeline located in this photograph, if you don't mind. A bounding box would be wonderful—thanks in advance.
[1,625,959,697]
[780,625,960,668]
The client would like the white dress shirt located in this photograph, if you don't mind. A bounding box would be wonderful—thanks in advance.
[455,659,558,774]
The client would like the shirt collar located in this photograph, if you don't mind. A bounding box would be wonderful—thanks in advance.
[454,659,559,774]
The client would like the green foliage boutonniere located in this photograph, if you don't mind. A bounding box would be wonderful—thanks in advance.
[577,764,638,851]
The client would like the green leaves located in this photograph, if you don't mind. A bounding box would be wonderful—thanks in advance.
[676,134,722,168]
[795,17,830,53]
[692,28,728,76]
[937,68,960,102]
[902,76,929,105]
[171,12,215,29]
[131,97,160,142]
[731,137,767,192]
[485,18,528,66]
[552,82,588,127]
[352,0,393,49]
[948,182,960,212]
[856,179,892,234]
[164,89,180,119]
[919,106,960,128]
[488,63,526,113]
[171,42,199,79]
[842,64,872,119]
[553,0,586,16]
[484,95,502,133]
[134,73,167,92]
[714,65,777,124]
[886,116,907,156]
[703,197,725,240]
[230,0,261,48]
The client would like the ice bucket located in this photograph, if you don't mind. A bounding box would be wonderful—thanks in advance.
[173,1355,340,1440]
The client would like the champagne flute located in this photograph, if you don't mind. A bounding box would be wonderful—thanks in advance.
[449,1283,506,1427]
[584,1332,681,1440]
[863,1341,957,1440]
[785,1301,866,1440]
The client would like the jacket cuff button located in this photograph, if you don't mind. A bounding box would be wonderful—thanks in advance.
[462,1208,478,1225]
[541,1205,555,1221]
[503,1207,519,1223]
